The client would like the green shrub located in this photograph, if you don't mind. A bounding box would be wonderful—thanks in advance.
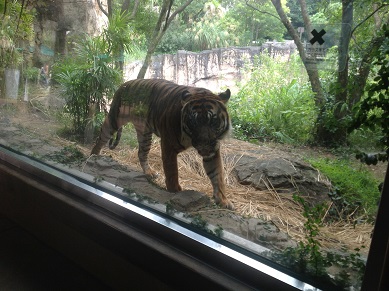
[308,158,380,220]
[156,23,192,54]
[53,36,121,136]
[230,54,317,144]
[269,195,366,290]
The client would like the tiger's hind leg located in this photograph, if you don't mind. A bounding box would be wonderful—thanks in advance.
[91,104,132,155]
[203,149,234,210]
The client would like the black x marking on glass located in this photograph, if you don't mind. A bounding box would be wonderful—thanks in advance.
[310,29,326,45]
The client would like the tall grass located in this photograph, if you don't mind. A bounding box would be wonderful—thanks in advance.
[229,54,317,144]
[308,157,380,220]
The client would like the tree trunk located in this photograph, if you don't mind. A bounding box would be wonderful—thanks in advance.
[137,0,193,79]
[271,0,334,145]
[349,11,389,107]
[271,0,324,107]
[329,0,353,145]
[137,0,172,79]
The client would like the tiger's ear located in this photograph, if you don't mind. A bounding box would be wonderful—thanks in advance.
[218,89,231,103]
[181,90,191,105]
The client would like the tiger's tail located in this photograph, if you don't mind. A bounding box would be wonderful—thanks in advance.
[109,126,122,150]
[91,117,118,155]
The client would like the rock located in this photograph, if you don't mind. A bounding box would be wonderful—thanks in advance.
[240,218,297,249]
[2,126,19,132]
[233,155,331,204]
[169,190,211,212]
[87,156,129,172]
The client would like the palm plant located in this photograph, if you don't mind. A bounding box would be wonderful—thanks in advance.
[53,35,121,136]
[53,10,142,137]
[189,1,231,50]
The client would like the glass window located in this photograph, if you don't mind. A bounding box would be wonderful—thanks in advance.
[1,1,388,290]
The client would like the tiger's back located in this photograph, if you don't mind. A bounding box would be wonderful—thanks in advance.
[91,79,233,209]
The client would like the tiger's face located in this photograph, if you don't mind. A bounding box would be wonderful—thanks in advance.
[181,89,231,158]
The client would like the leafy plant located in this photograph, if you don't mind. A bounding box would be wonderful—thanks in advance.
[269,195,366,289]
[0,0,34,69]
[308,158,380,220]
[350,24,389,163]
[230,54,317,144]
[188,2,232,51]
[190,214,223,237]
[45,145,85,165]
[165,201,176,215]
[23,67,40,82]
[53,35,121,136]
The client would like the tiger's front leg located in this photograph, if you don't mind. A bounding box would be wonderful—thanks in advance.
[203,149,234,210]
[161,140,182,192]
[135,126,156,177]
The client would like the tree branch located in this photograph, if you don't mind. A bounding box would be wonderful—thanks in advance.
[16,0,26,32]
[96,0,108,17]
[165,0,194,28]
[245,0,280,20]
[130,0,140,19]
[351,4,389,36]
[162,0,173,32]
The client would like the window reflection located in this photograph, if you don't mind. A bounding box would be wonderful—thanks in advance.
[1,1,387,290]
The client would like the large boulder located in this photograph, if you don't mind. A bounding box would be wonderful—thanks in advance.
[232,154,331,204]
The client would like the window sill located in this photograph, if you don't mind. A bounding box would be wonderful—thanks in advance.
[0,145,363,290]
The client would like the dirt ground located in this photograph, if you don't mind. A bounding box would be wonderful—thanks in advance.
[1,94,387,260]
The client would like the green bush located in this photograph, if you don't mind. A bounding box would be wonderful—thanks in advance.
[350,24,389,163]
[156,23,192,54]
[53,36,121,136]
[269,195,366,290]
[229,54,317,144]
[308,157,380,220]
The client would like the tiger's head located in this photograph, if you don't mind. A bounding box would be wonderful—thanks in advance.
[181,89,231,158]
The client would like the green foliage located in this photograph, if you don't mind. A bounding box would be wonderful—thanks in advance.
[188,1,232,50]
[53,35,121,136]
[103,10,144,61]
[269,195,366,289]
[230,54,317,144]
[190,214,223,237]
[316,91,353,146]
[156,22,192,53]
[278,195,328,277]
[350,24,389,163]
[228,0,286,44]
[45,145,85,165]
[51,8,148,136]
[23,67,40,82]
[165,201,176,215]
[308,158,380,220]
[0,0,34,69]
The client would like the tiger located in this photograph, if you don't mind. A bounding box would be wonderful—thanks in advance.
[91,78,234,210]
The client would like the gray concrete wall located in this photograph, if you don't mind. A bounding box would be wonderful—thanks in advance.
[124,42,296,93]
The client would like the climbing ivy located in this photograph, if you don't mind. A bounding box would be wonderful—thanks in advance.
[350,24,389,164]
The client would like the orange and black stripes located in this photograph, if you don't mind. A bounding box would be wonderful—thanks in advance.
[91,79,234,209]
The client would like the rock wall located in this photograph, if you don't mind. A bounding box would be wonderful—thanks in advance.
[124,41,296,92]
[63,0,107,36]
[33,0,107,64]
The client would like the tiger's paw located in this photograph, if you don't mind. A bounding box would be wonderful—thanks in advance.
[90,146,101,155]
[215,197,234,210]
[166,183,182,193]
[144,169,158,179]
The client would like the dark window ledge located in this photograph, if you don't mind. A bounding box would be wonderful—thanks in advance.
[1,145,387,290]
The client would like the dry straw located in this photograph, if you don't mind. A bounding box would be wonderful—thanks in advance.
[101,138,372,253]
